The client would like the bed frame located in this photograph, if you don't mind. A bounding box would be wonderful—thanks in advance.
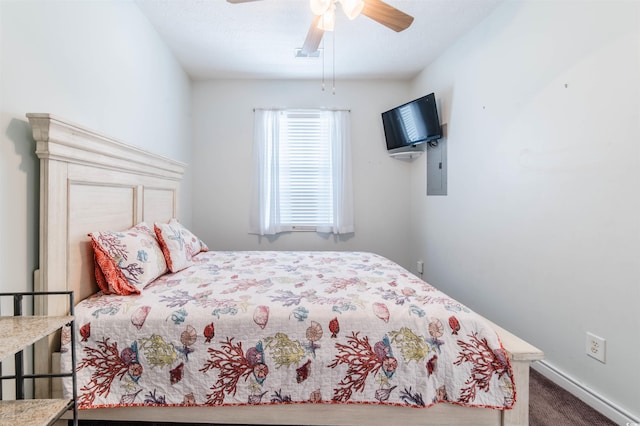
[27,113,544,425]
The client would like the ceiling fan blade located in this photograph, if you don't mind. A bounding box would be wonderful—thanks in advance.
[301,16,325,55]
[361,0,414,32]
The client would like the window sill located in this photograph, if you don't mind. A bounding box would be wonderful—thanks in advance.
[290,226,317,232]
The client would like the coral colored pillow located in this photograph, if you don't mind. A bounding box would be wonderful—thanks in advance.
[94,254,111,295]
[90,222,168,295]
[154,219,209,273]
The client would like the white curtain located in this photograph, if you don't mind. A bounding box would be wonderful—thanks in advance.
[249,109,284,235]
[249,108,354,236]
[316,110,354,234]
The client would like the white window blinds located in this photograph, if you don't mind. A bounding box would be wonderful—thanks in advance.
[278,111,333,226]
[250,108,354,236]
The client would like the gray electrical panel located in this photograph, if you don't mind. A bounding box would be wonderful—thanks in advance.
[427,138,447,196]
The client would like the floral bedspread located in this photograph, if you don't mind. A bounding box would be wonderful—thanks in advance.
[62,251,515,410]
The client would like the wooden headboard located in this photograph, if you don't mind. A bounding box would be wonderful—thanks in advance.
[27,114,185,396]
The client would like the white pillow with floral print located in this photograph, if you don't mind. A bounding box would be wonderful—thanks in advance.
[90,222,168,295]
[154,219,209,273]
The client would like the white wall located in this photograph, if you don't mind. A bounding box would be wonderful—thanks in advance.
[409,0,639,421]
[0,0,192,302]
[192,79,415,267]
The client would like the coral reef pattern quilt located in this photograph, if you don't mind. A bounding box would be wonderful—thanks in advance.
[62,251,516,411]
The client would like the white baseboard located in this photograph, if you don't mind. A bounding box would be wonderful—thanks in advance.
[533,360,639,425]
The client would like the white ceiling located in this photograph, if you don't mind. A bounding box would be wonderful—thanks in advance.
[135,0,503,81]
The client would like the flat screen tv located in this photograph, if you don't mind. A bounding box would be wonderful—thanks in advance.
[381,93,442,152]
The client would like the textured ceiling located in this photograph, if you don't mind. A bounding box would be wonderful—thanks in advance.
[135,0,503,80]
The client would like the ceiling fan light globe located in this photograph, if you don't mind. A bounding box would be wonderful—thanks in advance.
[310,0,331,16]
[339,0,364,20]
[316,6,336,31]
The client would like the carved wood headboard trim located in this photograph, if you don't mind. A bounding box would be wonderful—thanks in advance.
[27,113,185,180]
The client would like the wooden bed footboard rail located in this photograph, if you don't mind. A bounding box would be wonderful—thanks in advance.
[490,321,544,425]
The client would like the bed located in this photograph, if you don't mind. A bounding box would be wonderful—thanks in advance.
[26,113,543,425]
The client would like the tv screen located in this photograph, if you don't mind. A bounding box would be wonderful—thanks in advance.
[381,93,442,151]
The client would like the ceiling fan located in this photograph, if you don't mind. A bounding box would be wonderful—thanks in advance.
[227,0,414,55]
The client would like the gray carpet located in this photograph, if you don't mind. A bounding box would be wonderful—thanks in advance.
[529,369,616,426]
[78,369,618,425]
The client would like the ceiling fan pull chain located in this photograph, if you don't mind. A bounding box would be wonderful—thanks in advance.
[332,29,336,94]
[321,36,326,91]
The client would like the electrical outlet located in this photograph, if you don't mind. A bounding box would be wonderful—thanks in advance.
[586,332,606,363]
[416,260,424,274]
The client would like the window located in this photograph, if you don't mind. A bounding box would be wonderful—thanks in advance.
[250,108,354,236]
[279,111,333,226]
